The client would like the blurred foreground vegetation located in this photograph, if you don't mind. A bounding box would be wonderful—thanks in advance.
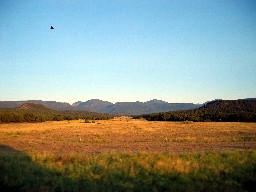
[0,148,255,191]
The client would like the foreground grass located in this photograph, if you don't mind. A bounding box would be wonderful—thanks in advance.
[0,150,255,192]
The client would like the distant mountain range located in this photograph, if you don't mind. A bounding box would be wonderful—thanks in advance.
[0,99,202,115]
[0,100,73,111]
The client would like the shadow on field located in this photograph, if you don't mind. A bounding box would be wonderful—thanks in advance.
[0,145,75,192]
[0,145,256,192]
[0,145,20,155]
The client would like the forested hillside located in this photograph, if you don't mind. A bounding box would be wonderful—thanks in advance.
[136,100,256,122]
[0,104,113,123]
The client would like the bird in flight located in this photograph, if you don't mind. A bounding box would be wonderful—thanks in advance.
[50,26,54,29]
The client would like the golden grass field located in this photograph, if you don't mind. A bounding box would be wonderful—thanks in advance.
[1,117,256,154]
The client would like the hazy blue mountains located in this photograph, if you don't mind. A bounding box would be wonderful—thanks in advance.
[0,99,202,115]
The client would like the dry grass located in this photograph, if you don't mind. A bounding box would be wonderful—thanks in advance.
[1,118,256,191]
[0,118,256,154]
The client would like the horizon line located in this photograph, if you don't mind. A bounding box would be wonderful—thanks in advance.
[0,97,255,105]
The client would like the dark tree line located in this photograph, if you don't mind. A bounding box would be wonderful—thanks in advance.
[135,100,256,122]
[0,105,114,123]
[0,111,113,123]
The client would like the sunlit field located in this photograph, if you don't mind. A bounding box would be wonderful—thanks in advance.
[1,117,256,154]
[1,118,256,191]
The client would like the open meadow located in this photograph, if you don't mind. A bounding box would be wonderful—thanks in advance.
[1,117,256,154]
[1,118,256,191]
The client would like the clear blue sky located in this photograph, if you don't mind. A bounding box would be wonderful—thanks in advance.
[1,0,256,104]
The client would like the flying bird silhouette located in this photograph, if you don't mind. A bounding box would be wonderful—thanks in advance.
[50,26,54,29]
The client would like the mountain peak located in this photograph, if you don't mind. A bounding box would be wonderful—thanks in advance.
[146,99,168,104]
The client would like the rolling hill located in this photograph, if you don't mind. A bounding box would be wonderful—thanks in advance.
[0,100,72,110]
[16,103,55,112]
[0,103,113,123]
